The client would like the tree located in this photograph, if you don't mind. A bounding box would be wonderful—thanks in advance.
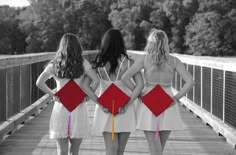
[218,9,236,55]
[54,0,113,50]
[198,0,236,15]
[109,0,164,50]
[0,6,27,54]
[162,0,198,53]
[184,0,236,56]
[185,12,224,56]
[75,0,113,50]
[22,0,114,51]
[31,0,65,52]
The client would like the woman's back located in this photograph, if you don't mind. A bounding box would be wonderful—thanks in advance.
[136,54,185,133]
[143,54,176,87]
[98,57,129,81]
[97,57,131,94]
[45,58,91,91]
[92,56,136,134]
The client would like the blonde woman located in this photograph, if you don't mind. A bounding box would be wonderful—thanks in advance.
[122,29,194,155]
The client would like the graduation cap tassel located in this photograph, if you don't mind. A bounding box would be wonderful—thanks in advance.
[67,112,71,136]
[155,120,159,141]
[112,100,115,141]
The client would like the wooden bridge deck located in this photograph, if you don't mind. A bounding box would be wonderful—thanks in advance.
[0,102,236,155]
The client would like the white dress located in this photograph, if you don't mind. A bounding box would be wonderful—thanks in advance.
[43,59,91,139]
[92,57,136,135]
[136,57,184,131]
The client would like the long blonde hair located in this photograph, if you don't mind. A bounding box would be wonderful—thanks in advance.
[145,29,169,69]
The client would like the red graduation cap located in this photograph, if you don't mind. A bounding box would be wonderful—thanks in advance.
[141,85,173,117]
[97,83,130,116]
[55,80,87,112]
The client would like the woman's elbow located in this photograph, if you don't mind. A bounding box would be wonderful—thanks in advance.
[121,73,129,81]
[92,78,100,90]
[36,79,45,90]
[137,80,144,91]
[140,82,144,90]
[36,79,40,88]
[190,79,195,87]
[94,78,100,86]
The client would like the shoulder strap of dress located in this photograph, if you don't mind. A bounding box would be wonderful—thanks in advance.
[165,62,174,72]
[116,57,126,81]
[103,67,111,81]
[144,54,155,74]
[145,65,155,74]
[128,59,130,68]
[144,54,148,66]
[97,68,102,78]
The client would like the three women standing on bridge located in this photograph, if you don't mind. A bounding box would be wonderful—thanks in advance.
[36,28,194,155]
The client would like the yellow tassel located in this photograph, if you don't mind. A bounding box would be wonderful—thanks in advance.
[112,100,115,141]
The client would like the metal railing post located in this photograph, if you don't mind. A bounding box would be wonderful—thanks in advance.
[201,66,203,108]
[210,68,213,114]
[193,65,195,103]
[223,70,226,123]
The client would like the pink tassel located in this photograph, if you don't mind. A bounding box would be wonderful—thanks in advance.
[67,113,71,136]
[155,120,159,141]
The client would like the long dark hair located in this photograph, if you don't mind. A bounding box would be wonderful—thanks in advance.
[51,33,84,79]
[93,28,129,75]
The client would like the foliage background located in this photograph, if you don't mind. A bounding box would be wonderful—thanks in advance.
[0,0,236,56]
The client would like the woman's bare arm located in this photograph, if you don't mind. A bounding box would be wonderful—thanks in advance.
[82,75,99,103]
[85,68,100,91]
[36,64,55,97]
[121,57,145,90]
[127,71,144,104]
[119,59,144,114]
[173,57,195,100]
[82,68,100,102]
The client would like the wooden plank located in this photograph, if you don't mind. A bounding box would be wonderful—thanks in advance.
[0,95,50,144]
[178,93,236,148]
[0,51,96,70]
[31,63,38,103]
[6,66,20,118]
[37,61,47,98]
[1,101,236,155]
[0,69,6,123]
[172,53,236,72]
[0,121,14,142]
[0,53,55,69]
[20,65,31,110]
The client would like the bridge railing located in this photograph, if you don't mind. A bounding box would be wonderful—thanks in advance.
[0,53,55,141]
[0,51,236,147]
[171,53,236,147]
